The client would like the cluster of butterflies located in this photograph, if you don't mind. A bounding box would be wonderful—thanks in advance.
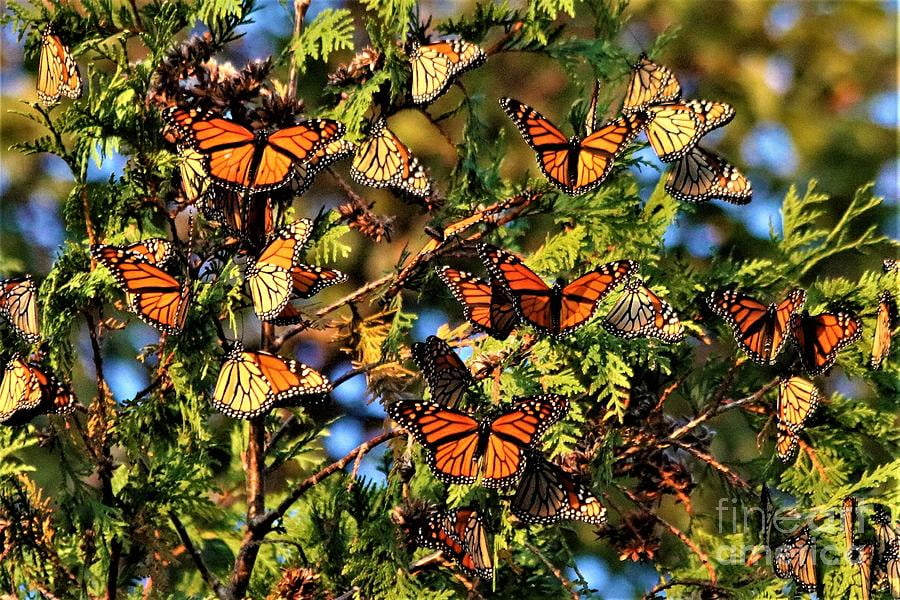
[19,21,900,590]
[765,492,900,598]
[438,243,684,342]
[500,54,752,203]
[706,285,896,463]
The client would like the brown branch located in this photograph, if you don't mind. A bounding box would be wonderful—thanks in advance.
[642,578,727,600]
[82,187,98,266]
[383,190,545,300]
[797,437,829,481]
[670,441,751,490]
[667,377,780,442]
[523,541,579,599]
[255,430,403,533]
[272,274,393,350]
[287,0,312,99]
[619,486,716,584]
[486,21,523,55]
[170,514,227,597]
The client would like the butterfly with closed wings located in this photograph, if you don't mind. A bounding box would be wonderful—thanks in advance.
[211,342,331,419]
[411,336,475,409]
[479,243,636,339]
[414,507,493,579]
[665,146,752,204]
[36,24,81,106]
[510,448,606,525]
[499,97,648,196]
[351,118,432,200]
[773,525,819,594]
[0,356,76,426]
[388,394,568,488]
[602,277,684,343]
[0,275,40,344]
[774,376,821,463]
[871,291,897,370]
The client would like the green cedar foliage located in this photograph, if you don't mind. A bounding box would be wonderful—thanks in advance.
[0,0,897,599]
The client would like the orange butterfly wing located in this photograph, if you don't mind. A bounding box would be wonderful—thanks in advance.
[91,246,190,334]
[478,244,555,333]
[871,290,896,369]
[499,98,573,192]
[575,113,647,194]
[437,267,518,340]
[411,336,475,408]
[708,289,805,365]
[290,265,347,299]
[791,310,862,376]
[482,394,569,488]
[777,376,820,433]
[557,260,636,334]
[388,400,481,485]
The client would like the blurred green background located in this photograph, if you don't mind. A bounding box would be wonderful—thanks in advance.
[0,0,896,596]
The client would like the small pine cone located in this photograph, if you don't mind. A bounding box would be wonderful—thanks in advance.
[267,567,321,600]
[337,199,394,243]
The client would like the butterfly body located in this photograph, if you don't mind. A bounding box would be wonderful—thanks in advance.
[415,507,493,578]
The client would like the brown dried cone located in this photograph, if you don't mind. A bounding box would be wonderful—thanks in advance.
[599,512,661,562]
[337,197,394,243]
[266,567,322,600]
[327,47,381,87]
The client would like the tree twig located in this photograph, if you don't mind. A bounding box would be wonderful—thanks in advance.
[642,578,727,600]
[170,513,227,598]
[287,0,312,99]
[254,430,403,533]
[667,377,779,442]
[523,541,580,599]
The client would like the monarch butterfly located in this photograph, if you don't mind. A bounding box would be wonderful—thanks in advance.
[437,266,518,341]
[292,139,356,195]
[849,543,876,600]
[122,238,175,266]
[0,356,76,426]
[791,309,862,376]
[350,119,432,199]
[0,276,40,343]
[499,97,648,196]
[777,376,820,434]
[411,336,475,408]
[163,107,345,194]
[773,525,818,594]
[641,100,735,162]
[841,496,859,552]
[211,343,331,419]
[510,449,607,525]
[602,277,684,343]
[246,220,311,321]
[479,243,636,338]
[37,25,81,106]
[885,259,899,274]
[871,290,896,370]
[415,507,493,578]
[409,39,486,105]
[621,54,681,114]
[388,394,569,488]
[92,244,191,334]
[178,146,210,203]
[246,220,347,322]
[775,421,800,463]
[260,266,347,327]
[873,504,899,558]
[665,146,752,204]
[707,288,807,365]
